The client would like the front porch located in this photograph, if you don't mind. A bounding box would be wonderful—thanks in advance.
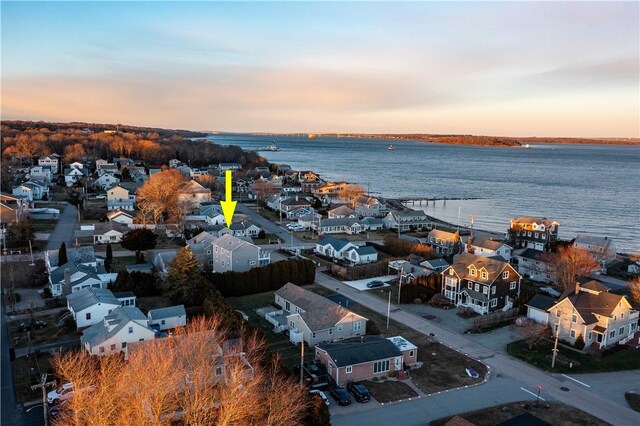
[458,289,489,315]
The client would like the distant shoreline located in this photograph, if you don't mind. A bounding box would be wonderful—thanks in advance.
[228,132,640,147]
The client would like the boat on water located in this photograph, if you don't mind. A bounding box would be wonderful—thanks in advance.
[387,145,396,151]
[523,144,530,149]
[257,142,279,152]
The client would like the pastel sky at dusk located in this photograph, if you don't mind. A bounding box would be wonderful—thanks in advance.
[2,1,639,137]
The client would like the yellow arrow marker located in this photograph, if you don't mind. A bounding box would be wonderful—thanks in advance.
[220,170,237,227]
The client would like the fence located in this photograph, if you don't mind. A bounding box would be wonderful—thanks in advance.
[470,308,519,331]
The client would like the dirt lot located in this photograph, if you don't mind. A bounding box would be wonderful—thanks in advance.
[363,380,418,403]
[1,260,48,289]
[430,401,608,426]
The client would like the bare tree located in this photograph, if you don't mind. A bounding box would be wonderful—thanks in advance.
[251,180,279,210]
[137,169,188,223]
[51,316,308,426]
[338,184,366,208]
[630,277,640,308]
[543,246,599,292]
[518,321,549,350]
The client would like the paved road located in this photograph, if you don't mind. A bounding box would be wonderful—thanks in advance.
[1,297,22,426]
[15,338,79,358]
[236,203,305,248]
[315,271,640,425]
[45,204,77,251]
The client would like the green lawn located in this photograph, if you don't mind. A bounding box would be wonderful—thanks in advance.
[507,340,640,373]
[108,256,139,272]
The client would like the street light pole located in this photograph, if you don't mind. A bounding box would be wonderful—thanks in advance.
[397,265,404,305]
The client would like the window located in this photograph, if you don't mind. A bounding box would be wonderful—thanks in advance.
[312,332,317,339]
[620,327,625,335]
[250,261,256,265]
[571,314,577,323]
[503,271,509,279]
[483,286,488,294]
[491,287,496,295]
[161,320,166,325]
[491,299,497,307]
[86,313,91,320]
[475,283,480,292]
[510,282,517,290]
[631,323,637,331]
[375,360,390,374]
[215,366,223,376]
[468,282,472,289]
[328,328,333,335]
[207,250,211,255]
[527,231,532,237]
[285,301,291,311]
[587,332,593,341]
[556,309,561,317]
[481,271,488,280]
[570,329,576,338]
[111,344,116,351]
[122,342,127,348]
[128,326,133,334]
[353,321,362,331]
[99,346,105,353]
[346,366,352,374]
[449,269,454,276]
[139,338,144,341]
[610,330,616,339]
[470,268,476,277]
[409,350,415,357]
[621,312,624,319]
[534,233,539,239]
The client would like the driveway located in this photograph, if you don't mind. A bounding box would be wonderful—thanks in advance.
[314,271,640,425]
[343,275,395,291]
[45,204,78,251]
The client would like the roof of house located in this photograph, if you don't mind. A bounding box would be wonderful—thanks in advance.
[511,217,558,226]
[328,205,354,215]
[213,233,257,252]
[467,237,510,251]
[67,288,119,313]
[317,236,352,251]
[47,246,97,268]
[113,291,136,299]
[320,218,361,228]
[578,279,610,293]
[555,288,627,324]
[187,231,219,253]
[281,197,311,206]
[460,288,488,303]
[347,246,377,256]
[516,248,548,261]
[496,412,552,426]
[125,263,154,273]
[316,336,401,368]
[574,234,614,249]
[446,253,515,284]
[361,217,384,225]
[393,210,428,219]
[275,283,366,332]
[106,209,134,220]
[93,222,129,234]
[526,294,556,311]
[147,305,186,320]
[50,263,101,285]
[81,306,151,348]
[429,229,459,242]
[421,258,450,269]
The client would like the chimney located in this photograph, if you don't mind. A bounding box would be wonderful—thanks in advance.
[63,268,72,296]
[574,282,580,296]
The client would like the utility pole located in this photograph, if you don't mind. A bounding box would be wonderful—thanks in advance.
[551,322,560,368]
[29,240,35,266]
[397,266,404,305]
[299,342,304,385]
[31,373,55,426]
[386,291,391,330]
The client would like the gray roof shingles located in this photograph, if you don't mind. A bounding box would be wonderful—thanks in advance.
[316,337,401,368]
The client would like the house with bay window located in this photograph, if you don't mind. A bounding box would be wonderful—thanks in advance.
[441,253,521,315]
[274,283,368,347]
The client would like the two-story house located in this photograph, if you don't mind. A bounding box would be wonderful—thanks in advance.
[527,281,638,350]
[38,155,60,174]
[354,196,387,218]
[441,253,521,314]
[383,210,431,232]
[464,237,512,261]
[507,217,559,251]
[29,166,53,184]
[515,248,554,283]
[573,234,617,263]
[427,229,462,256]
[92,173,120,191]
[66,287,136,329]
[81,306,158,356]
[274,283,368,347]
[211,234,270,272]
[107,184,135,211]
[64,166,88,187]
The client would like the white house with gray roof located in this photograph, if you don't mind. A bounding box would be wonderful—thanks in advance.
[147,305,187,331]
[383,210,431,232]
[464,237,512,261]
[344,245,378,264]
[314,236,357,260]
[67,288,129,328]
[81,306,157,356]
[573,234,617,263]
[274,283,368,347]
[211,234,270,273]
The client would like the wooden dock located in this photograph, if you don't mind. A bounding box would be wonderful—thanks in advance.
[396,197,482,205]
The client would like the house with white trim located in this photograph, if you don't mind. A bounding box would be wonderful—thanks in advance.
[465,237,512,261]
[147,305,187,331]
[67,287,133,329]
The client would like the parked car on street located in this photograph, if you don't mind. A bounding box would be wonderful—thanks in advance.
[347,382,371,402]
[309,389,330,406]
[17,320,47,332]
[329,385,352,406]
[47,383,74,404]
[366,280,384,289]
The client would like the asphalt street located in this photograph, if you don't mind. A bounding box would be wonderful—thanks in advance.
[45,204,78,251]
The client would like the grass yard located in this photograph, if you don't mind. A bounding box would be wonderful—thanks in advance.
[507,340,640,373]
[8,312,81,349]
[1,260,48,289]
[252,233,281,245]
[363,380,418,403]
[625,392,640,413]
[13,353,57,403]
[137,296,174,313]
[30,219,59,233]
[430,401,607,426]
[108,255,139,272]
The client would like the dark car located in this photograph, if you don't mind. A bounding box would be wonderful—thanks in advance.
[347,382,371,402]
[329,385,352,406]
[17,320,47,332]
[366,280,384,289]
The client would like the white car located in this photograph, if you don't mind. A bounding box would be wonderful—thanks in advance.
[47,383,73,404]
[309,389,330,406]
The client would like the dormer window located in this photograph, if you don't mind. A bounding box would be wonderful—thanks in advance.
[449,269,454,276]
[481,271,488,280]
[470,268,476,277]
[502,271,509,279]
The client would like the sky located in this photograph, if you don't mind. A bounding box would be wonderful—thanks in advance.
[1,1,639,137]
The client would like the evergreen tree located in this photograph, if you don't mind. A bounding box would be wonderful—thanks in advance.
[58,242,68,265]
[105,243,113,272]
[164,247,204,306]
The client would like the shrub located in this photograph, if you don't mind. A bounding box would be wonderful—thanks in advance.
[366,320,381,336]
[574,334,586,350]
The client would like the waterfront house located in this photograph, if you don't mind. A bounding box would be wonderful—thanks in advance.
[514,248,554,283]
[314,218,364,235]
[360,217,384,231]
[312,181,348,198]
[464,236,512,261]
[420,258,450,272]
[315,336,417,386]
[527,282,638,349]
[441,253,521,315]
[388,259,434,283]
[383,210,430,232]
[354,196,387,218]
[274,283,368,347]
[573,234,617,263]
[344,245,378,265]
[298,212,321,229]
[507,217,559,252]
[328,205,355,219]
[81,306,157,356]
[427,229,462,256]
